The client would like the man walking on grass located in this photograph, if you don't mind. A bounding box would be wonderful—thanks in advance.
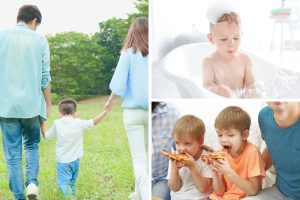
[0,5,51,200]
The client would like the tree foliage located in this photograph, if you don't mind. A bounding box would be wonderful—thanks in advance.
[48,32,104,96]
[48,0,148,98]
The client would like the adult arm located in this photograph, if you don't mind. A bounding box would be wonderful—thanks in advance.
[104,92,116,111]
[41,36,52,117]
[262,147,273,171]
[43,84,51,117]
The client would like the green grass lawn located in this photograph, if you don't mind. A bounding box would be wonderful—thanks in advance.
[0,97,134,200]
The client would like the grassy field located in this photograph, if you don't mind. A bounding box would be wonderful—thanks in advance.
[0,97,134,200]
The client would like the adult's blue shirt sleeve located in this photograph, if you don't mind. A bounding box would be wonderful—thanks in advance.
[41,36,51,89]
[109,50,130,97]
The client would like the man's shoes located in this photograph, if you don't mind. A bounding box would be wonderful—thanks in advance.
[26,183,39,200]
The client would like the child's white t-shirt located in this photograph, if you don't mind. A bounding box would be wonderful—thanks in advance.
[44,116,94,163]
[167,158,212,200]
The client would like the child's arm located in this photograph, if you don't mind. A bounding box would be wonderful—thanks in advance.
[213,159,262,196]
[204,158,226,195]
[42,84,52,117]
[185,154,212,193]
[202,58,231,97]
[242,53,262,98]
[168,160,182,192]
[212,171,226,196]
[93,107,111,125]
[41,122,56,140]
[243,53,255,89]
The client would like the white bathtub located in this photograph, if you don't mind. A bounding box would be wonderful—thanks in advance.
[158,42,300,98]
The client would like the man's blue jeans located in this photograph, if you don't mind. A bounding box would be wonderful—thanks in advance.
[0,117,40,200]
[56,159,80,197]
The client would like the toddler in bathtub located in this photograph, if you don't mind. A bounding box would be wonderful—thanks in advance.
[202,1,259,98]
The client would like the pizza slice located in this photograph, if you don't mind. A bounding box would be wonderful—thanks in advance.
[161,149,189,164]
[201,151,227,159]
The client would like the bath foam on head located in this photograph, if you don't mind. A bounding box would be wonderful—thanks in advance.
[206,0,238,24]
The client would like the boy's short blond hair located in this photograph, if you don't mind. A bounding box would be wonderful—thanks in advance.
[173,115,205,140]
[215,106,251,133]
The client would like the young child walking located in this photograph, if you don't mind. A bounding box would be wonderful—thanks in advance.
[203,1,258,98]
[205,106,265,200]
[40,98,110,197]
[167,115,212,200]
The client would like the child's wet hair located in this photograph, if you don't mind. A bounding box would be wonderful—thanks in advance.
[217,12,241,25]
[58,98,77,115]
[215,106,251,133]
[209,12,241,31]
[173,115,206,141]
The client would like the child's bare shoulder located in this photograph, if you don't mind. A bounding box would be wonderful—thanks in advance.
[203,53,217,66]
[239,52,252,63]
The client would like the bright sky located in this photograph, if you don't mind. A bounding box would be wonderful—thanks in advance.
[0,0,137,35]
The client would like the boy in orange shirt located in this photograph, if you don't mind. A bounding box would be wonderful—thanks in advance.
[205,106,265,200]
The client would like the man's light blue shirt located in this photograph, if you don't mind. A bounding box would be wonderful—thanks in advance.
[109,48,148,110]
[0,24,51,119]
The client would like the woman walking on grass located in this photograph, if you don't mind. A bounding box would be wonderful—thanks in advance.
[105,17,148,200]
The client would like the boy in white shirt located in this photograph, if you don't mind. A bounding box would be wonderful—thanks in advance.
[167,115,212,200]
[40,98,110,197]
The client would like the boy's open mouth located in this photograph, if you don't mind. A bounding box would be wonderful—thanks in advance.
[223,145,231,150]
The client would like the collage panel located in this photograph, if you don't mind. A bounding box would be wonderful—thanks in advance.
[0,0,149,199]
[151,0,300,99]
[151,101,300,200]
[150,0,300,199]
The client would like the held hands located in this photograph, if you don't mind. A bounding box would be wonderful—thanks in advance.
[40,120,46,139]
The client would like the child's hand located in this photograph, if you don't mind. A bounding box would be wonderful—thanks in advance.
[217,84,231,97]
[183,154,196,168]
[210,158,233,176]
[170,158,184,169]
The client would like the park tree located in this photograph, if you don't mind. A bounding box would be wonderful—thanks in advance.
[48,32,104,97]
[95,0,149,94]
